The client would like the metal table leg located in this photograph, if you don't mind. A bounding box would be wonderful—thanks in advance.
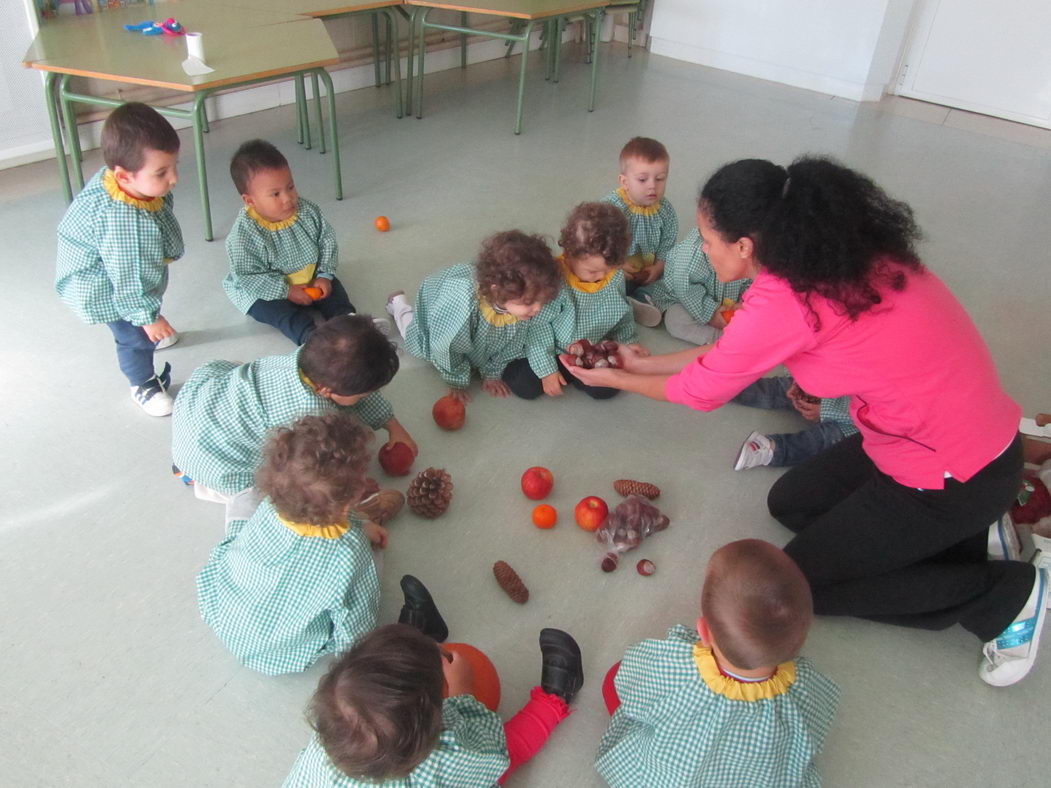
[43,71,72,203]
[316,67,342,201]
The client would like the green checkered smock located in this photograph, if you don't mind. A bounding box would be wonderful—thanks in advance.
[644,230,752,323]
[56,167,184,325]
[196,498,380,675]
[404,263,530,388]
[820,395,858,435]
[595,625,839,788]
[223,198,339,314]
[283,695,510,787]
[602,188,679,263]
[171,348,393,494]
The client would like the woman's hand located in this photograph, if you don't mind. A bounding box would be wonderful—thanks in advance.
[559,355,623,388]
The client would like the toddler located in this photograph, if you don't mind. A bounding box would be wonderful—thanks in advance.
[386,230,563,402]
[197,412,385,675]
[596,539,839,787]
[284,622,583,786]
[504,202,645,400]
[224,139,357,345]
[55,102,183,416]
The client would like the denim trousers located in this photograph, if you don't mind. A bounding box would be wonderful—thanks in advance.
[106,319,156,386]
[247,276,355,345]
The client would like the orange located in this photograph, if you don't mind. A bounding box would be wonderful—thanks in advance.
[374,215,391,232]
[303,286,323,300]
[532,504,558,529]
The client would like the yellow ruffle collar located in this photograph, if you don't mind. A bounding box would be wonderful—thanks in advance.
[103,169,164,212]
[693,644,796,701]
[277,514,349,539]
[247,205,299,231]
[478,296,520,327]
[616,186,661,217]
[559,256,616,294]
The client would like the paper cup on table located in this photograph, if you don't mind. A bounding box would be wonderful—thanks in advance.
[185,32,205,62]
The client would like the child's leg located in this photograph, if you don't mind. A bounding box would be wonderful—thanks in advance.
[312,276,356,320]
[664,304,721,346]
[767,422,847,467]
[602,661,622,714]
[106,320,157,386]
[501,358,544,400]
[386,293,414,339]
[246,299,316,345]
[498,687,571,784]
[560,359,618,400]
[731,376,795,410]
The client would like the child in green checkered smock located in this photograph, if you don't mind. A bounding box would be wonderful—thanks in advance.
[596,540,839,788]
[386,231,564,403]
[284,624,584,787]
[197,413,385,675]
[223,140,359,346]
[55,103,183,416]
[172,316,414,509]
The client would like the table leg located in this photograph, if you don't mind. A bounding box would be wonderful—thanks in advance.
[405,6,420,113]
[384,7,404,119]
[43,72,72,204]
[191,93,213,242]
[371,13,382,88]
[295,75,307,146]
[316,68,342,201]
[311,71,325,155]
[58,74,85,192]
[588,9,603,112]
[415,8,430,119]
[513,21,534,135]
[460,12,468,69]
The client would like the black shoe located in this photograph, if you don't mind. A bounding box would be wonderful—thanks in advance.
[539,628,583,704]
[398,575,448,643]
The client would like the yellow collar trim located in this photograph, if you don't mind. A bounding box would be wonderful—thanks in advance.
[693,644,796,701]
[277,514,349,539]
[247,205,299,231]
[298,367,319,393]
[560,256,615,294]
[617,187,661,217]
[478,296,520,327]
[103,169,163,212]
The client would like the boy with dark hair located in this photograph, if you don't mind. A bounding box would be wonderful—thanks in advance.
[56,102,184,416]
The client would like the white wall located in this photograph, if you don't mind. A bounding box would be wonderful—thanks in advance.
[649,0,916,102]
[0,2,55,167]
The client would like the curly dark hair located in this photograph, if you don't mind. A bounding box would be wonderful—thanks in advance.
[558,202,630,267]
[700,156,924,320]
[101,103,180,172]
[475,230,561,306]
[256,412,372,524]
[309,624,444,780]
[300,315,399,397]
[229,139,289,194]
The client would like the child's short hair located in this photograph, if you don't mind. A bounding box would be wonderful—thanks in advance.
[475,230,561,306]
[310,624,445,780]
[100,102,180,172]
[229,139,290,194]
[701,539,813,670]
[558,202,630,267]
[619,137,669,171]
[300,315,399,397]
[256,411,372,524]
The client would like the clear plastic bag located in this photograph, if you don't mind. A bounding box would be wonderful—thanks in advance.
[596,494,670,571]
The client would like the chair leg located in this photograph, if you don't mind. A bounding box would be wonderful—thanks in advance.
[311,71,325,155]
[371,14,382,88]
[316,69,342,201]
[513,21,534,134]
[191,93,213,242]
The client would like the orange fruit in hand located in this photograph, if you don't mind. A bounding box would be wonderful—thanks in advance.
[374,215,391,232]
[532,504,557,529]
[303,286,323,300]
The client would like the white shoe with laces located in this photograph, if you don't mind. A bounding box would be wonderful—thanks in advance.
[979,552,1049,687]
[734,431,774,471]
[130,374,173,416]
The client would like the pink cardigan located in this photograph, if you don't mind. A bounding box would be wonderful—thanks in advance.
[665,266,1020,489]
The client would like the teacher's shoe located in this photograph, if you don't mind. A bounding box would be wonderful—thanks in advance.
[987,513,1021,561]
[979,554,1049,686]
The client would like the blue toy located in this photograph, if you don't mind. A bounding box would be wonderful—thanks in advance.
[124,18,182,36]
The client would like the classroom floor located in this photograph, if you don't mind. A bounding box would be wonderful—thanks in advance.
[4,40,1051,788]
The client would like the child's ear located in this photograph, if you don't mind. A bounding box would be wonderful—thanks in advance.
[618,172,629,190]
[112,165,134,187]
[241,192,254,209]
[697,616,711,646]
[736,236,755,260]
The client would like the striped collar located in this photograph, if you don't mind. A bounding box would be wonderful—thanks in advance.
[247,205,299,231]
[103,169,164,212]
[277,514,349,539]
[693,644,796,701]
[559,256,616,294]
[616,186,661,217]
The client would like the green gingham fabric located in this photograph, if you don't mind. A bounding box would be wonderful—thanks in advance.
[602,189,679,262]
[595,625,839,788]
[283,695,510,787]
[644,230,752,323]
[196,498,380,676]
[223,198,339,314]
[404,263,531,387]
[820,395,859,435]
[56,167,184,325]
[171,348,393,494]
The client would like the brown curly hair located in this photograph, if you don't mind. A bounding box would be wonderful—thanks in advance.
[256,412,372,524]
[619,136,669,171]
[558,202,630,267]
[474,230,561,306]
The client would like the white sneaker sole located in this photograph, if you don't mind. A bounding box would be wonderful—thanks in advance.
[154,333,179,350]
[629,298,662,328]
[979,566,1048,687]
[130,386,173,417]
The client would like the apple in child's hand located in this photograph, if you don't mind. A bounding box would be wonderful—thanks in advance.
[378,442,414,476]
[432,395,466,431]
[521,466,554,500]
[575,496,609,531]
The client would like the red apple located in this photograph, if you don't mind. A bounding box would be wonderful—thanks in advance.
[521,466,554,500]
[575,496,609,531]
[378,442,414,476]
[432,395,466,430]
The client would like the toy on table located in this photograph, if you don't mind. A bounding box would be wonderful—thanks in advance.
[124,18,183,36]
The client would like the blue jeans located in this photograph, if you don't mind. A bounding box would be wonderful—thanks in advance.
[246,276,355,345]
[106,320,156,386]
[733,377,847,467]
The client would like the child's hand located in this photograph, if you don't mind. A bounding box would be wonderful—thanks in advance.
[482,379,511,398]
[287,284,314,305]
[708,310,728,329]
[313,277,332,300]
[620,263,638,282]
[362,520,389,549]
[791,397,821,422]
[143,316,175,343]
[542,371,566,397]
[384,418,418,456]
[448,387,471,404]
[442,648,475,698]
[635,260,665,285]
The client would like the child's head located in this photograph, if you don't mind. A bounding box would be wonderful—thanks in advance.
[300,315,400,404]
[310,624,445,780]
[229,139,298,223]
[256,411,373,524]
[618,137,670,208]
[558,202,630,282]
[101,102,180,200]
[700,539,813,670]
[475,230,562,320]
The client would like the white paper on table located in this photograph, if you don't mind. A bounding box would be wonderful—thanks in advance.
[182,57,215,76]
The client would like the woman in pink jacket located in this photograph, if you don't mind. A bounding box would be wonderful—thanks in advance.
[567,157,1043,687]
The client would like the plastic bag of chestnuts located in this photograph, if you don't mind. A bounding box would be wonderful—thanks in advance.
[597,494,670,572]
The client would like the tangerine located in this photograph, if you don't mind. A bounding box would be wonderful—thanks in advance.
[374,215,391,232]
[532,504,557,529]
[303,286,323,300]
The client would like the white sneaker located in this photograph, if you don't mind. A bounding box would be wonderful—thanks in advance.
[154,332,179,350]
[734,431,774,470]
[979,555,1049,687]
[629,295,662,327]
[130,369,173,417]
[988,513,1022,561]
[372,317,392,337]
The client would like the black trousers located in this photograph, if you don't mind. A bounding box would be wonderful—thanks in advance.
[772,432,1030,642]
[501,357,619,400]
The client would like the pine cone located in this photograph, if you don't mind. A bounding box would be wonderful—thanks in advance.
[355,488,404,525]
[493,560,529,604]
[407,467,453,518]
[613,479,661,500]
